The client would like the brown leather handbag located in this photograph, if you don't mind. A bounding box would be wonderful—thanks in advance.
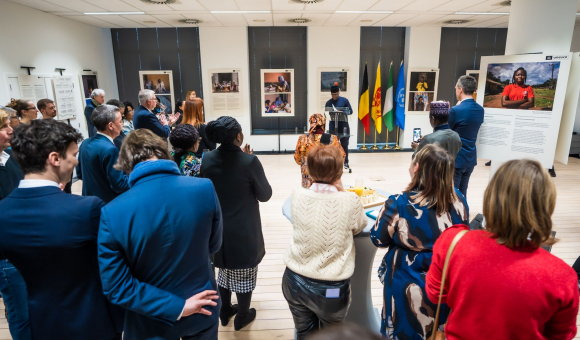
[430,229,468,340]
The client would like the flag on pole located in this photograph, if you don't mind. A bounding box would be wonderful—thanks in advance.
[383,61,394,132]
[371,61,382,134]
[395,60,406,130]
[358,64,370,135]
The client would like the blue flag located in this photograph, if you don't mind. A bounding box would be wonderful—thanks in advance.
[395,60,405,130]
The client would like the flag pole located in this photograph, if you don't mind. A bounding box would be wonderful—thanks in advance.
[360,132,369,150]
[393,127,402,150]
[382,129,391,149]
[371,129,379,150]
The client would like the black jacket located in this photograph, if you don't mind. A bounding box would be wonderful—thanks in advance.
[194,124,216,158]
[200,143,272,269]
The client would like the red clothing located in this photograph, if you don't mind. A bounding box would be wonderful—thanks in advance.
[426,226,578,340]
[502,83,535,100]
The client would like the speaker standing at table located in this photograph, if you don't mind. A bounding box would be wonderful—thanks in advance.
[325,85,352,169]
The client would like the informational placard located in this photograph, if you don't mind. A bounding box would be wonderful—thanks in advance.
[18,75,47,104]
[476,53,572,168]
[139,70,175,115]
[52,76,80,120]
[405,69,439,115]
[260,69,294,117]
[317,68,349,112]
[208,69,243,116]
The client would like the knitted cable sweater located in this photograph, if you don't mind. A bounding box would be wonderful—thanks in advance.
[284,187,367,281]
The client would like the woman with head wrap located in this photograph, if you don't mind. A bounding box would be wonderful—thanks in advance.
[294,113,345,188]
[200,116,272,331]
[277,75,290,92]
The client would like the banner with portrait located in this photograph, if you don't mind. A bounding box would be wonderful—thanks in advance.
[208,69,243,117]
[405,69,439,114]
[260,69,294,117]
[139,70,175,115]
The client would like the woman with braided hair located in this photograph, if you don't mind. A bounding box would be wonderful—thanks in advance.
[169,124,202,177]
[200,116,272,331]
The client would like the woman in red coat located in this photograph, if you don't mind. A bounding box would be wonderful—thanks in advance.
[426,159,578,340]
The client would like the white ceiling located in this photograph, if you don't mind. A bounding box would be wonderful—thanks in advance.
[7,0,580,29]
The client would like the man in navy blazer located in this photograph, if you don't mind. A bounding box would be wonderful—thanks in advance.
[77,104,129,203]
[133,89,180,139]
[0,119,124,340]
[98,129,222,340]
[449,75,484,197]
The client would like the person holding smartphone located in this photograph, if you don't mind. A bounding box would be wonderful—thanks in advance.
[411,101,461,160]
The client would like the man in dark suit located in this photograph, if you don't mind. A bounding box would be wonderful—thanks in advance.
[77,104,129,203]
[98,129,222,340]
[449,75,484,197]
[106,99,127,149]
[133,89,180,139]
[0,119,124,340]
[84,89,105,137]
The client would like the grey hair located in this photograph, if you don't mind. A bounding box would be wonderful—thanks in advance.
[91,104,120,131]
[138,90,155,105]
[91,89,105,98]
[456,75,477,95]
[0,106,17,117]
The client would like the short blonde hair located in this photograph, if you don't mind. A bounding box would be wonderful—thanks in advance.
[484,159,557,248]
[0,109,10,124]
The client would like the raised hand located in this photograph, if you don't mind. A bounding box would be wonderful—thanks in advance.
[158,114,168,126]
[168,112,180,126]
[242,144,253,155]
[182,290,219,317]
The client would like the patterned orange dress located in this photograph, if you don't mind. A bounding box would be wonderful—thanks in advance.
[294,114,345,188]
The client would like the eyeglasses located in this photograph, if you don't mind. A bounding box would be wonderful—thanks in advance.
[25,107,37,111]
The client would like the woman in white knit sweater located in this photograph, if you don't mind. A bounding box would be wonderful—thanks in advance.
[283,144,367,340]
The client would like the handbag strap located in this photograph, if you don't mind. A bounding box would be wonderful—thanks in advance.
[430,229,468,340]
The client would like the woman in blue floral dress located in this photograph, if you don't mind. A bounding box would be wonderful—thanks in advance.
[169,124,202,177]
[370,144,469,339]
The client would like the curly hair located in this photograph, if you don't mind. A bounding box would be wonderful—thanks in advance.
[169,124,200,165]
[11,119,83,175]
[6,98,31,118]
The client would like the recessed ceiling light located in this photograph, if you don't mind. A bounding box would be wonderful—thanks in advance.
[335,11,393,14]
[84,12,145,15]
[211,11,270,14]
[143,20,156,23]
[444,19,472,24]
[360,19,373,22]
[290,0,325,3]
[253,19,266,22]
[140,0,177,4]
[455,12,509,15]
[180,19,203,24]
[287,18,312,24]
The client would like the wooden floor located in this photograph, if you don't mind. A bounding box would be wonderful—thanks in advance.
[1,152,579,339]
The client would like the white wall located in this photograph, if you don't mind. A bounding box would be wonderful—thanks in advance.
[400,27,442,149]
[0,0,118,136]
[307,26,360,150]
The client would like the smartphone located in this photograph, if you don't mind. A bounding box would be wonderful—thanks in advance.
[413,128,421,143]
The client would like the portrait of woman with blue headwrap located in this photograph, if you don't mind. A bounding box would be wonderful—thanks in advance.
[277,75,290,92]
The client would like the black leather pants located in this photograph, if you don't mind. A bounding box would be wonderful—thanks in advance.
[281,268,351,340]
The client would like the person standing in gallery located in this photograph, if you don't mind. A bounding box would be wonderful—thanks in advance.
[0,119,124,340]
[295,113,344,188]
[186,90,196,101]
[122,101,135,134]
[411,101,461,159]
[371,144,469,339]
[200,116,272,331]
[133,89,180,139]
[98,129,222,340]
[37,99,57,120]
[85,89,105,137]
[426,159,578,340]
[449,75,484,197]
[6,99,37,125]
[325,85,353,168]
[181,98,215,158]
[106,99,127,149]
[77,104,129,203]
[173,99,184,126]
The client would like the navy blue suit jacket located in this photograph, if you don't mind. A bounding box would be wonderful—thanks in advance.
[84,101,98,137]
[98,160,223,340]
[449,98,484,169]
[133,105,171,139]
[77,134,130,203]
[0,186,124,340]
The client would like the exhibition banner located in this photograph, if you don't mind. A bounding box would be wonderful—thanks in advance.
[139,70,175,115]
[476,53,572,168]
[260,69,295,118]
[405,68,439,115]
[208,69,243,117]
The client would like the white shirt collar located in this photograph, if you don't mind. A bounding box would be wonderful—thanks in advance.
[18,179,60,189]
[97,132,115,145]
[0,150,9,167]
[309,183,339,194]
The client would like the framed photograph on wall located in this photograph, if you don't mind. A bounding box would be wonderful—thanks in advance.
[317,68,349,112]
[139,70,175,115]
[406,69,439,114]
[466,70,480,101]
[208,69,243,117]
[260,69,294,117]
[80,71,99,108]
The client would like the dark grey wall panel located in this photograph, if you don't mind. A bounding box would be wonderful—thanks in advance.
[111,27,203,105]
[248,27,307,135]
[358,27,406,145]
[438,28,507,103]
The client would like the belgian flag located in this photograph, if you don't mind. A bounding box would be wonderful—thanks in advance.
[358,63,370,135]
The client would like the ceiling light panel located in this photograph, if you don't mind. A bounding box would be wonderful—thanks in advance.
[88,0,142,12]
[244,13,273,26]
[85,12,146,15]
[95,14,147,27]
[235,0,272,11]
[336,11,393,14]
[369,0,415,11]
[455,11,509,15]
